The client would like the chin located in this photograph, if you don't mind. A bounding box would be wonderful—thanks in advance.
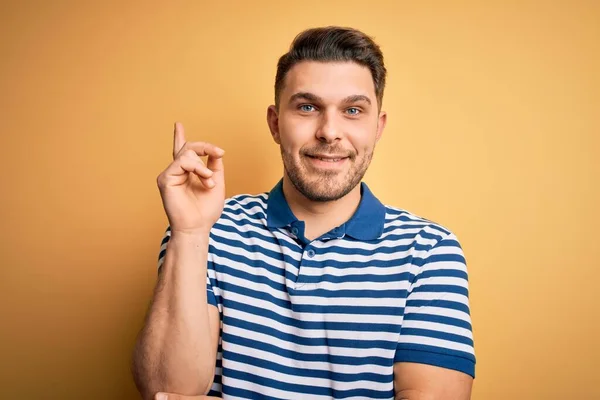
[296,177,356,202]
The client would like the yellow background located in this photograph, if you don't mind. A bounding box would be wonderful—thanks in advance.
[1,1,598,399]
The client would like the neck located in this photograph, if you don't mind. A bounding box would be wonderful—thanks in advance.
[282,175,362,240]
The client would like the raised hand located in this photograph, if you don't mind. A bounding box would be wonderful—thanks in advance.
[156,122,226,236]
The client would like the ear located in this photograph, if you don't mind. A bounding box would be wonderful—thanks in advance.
[266,105,281,144]
[375,110,387,143]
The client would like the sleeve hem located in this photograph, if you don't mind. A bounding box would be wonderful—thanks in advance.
[394,348,475,378]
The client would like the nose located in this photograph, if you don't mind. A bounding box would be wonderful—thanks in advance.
[316,110,342,143]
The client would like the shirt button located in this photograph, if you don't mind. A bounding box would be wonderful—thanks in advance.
[291,227,299,235]
[306,249,315,258]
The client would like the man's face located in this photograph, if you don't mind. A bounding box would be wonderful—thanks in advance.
[267,61,387,202]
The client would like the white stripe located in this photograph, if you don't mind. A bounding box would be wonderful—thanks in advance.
[404,306,471,323]
[401,319,473,340]
[222,376,334,400]
[308,247,461,263]
[301,264,412,277]
[407,291,469,305]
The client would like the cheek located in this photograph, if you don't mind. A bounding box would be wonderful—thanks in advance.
[280,116,316,149]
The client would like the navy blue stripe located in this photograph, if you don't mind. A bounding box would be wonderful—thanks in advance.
[437,239,462,248]
[298,271,413,284]
[406,299,471,314]
[394,347,475,378]
[160,234,170,246]
[396,342,476,364]
[415,230,446,242]
[412,284,469,297]
[418,268,468,280]
[207,389,222,397]
[290,287,408,298]
[291,303,403,316]
[424,253,467,264]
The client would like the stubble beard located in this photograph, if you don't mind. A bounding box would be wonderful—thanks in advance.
[281,146,373,202]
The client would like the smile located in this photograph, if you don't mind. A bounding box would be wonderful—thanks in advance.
[313,157,343,162]
[306,154,349,168]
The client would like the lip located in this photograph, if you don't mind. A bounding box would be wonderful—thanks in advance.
[307,154,349,160]
[306,154,349,169]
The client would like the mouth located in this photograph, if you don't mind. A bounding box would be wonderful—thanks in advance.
[306,154,349,162]
[304,154,350,170]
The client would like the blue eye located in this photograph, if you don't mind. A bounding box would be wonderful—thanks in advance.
[300,104,315,112]
[347,107,360,115]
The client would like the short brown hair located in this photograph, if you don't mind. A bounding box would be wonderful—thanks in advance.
[274,26,387,110]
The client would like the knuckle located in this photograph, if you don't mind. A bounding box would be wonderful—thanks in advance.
[183,149,198,159]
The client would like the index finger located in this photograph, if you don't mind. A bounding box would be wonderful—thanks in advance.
[173,122,186,160]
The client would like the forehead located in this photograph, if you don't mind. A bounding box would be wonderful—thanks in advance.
[281,61,376,103]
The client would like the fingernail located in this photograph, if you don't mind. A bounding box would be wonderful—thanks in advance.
[156,393,167,400]
[207,178,215,187]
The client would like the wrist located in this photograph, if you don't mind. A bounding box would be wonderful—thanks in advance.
[170,228,212,240]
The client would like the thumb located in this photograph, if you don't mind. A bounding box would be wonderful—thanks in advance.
[206,155,225,183]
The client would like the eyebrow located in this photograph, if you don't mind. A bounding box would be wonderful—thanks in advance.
[289,92,372,106]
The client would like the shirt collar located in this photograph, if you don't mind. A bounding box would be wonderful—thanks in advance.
[266,179,386,240]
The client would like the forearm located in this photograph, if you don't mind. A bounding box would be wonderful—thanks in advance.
[133,232,217,399]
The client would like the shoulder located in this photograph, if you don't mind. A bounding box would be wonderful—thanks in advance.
[219,191,269,220]
[381,205,462,251]
[223,192,269,212]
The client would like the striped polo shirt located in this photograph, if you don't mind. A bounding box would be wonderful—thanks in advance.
[157,179,475,399]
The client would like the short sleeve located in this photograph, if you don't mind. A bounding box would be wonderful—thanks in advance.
[157,226,218,307]
[395,232,476,378]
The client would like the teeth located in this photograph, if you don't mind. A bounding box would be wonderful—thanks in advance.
[318,158,340,162]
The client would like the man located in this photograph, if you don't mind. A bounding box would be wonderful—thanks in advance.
[132,26,475,400]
